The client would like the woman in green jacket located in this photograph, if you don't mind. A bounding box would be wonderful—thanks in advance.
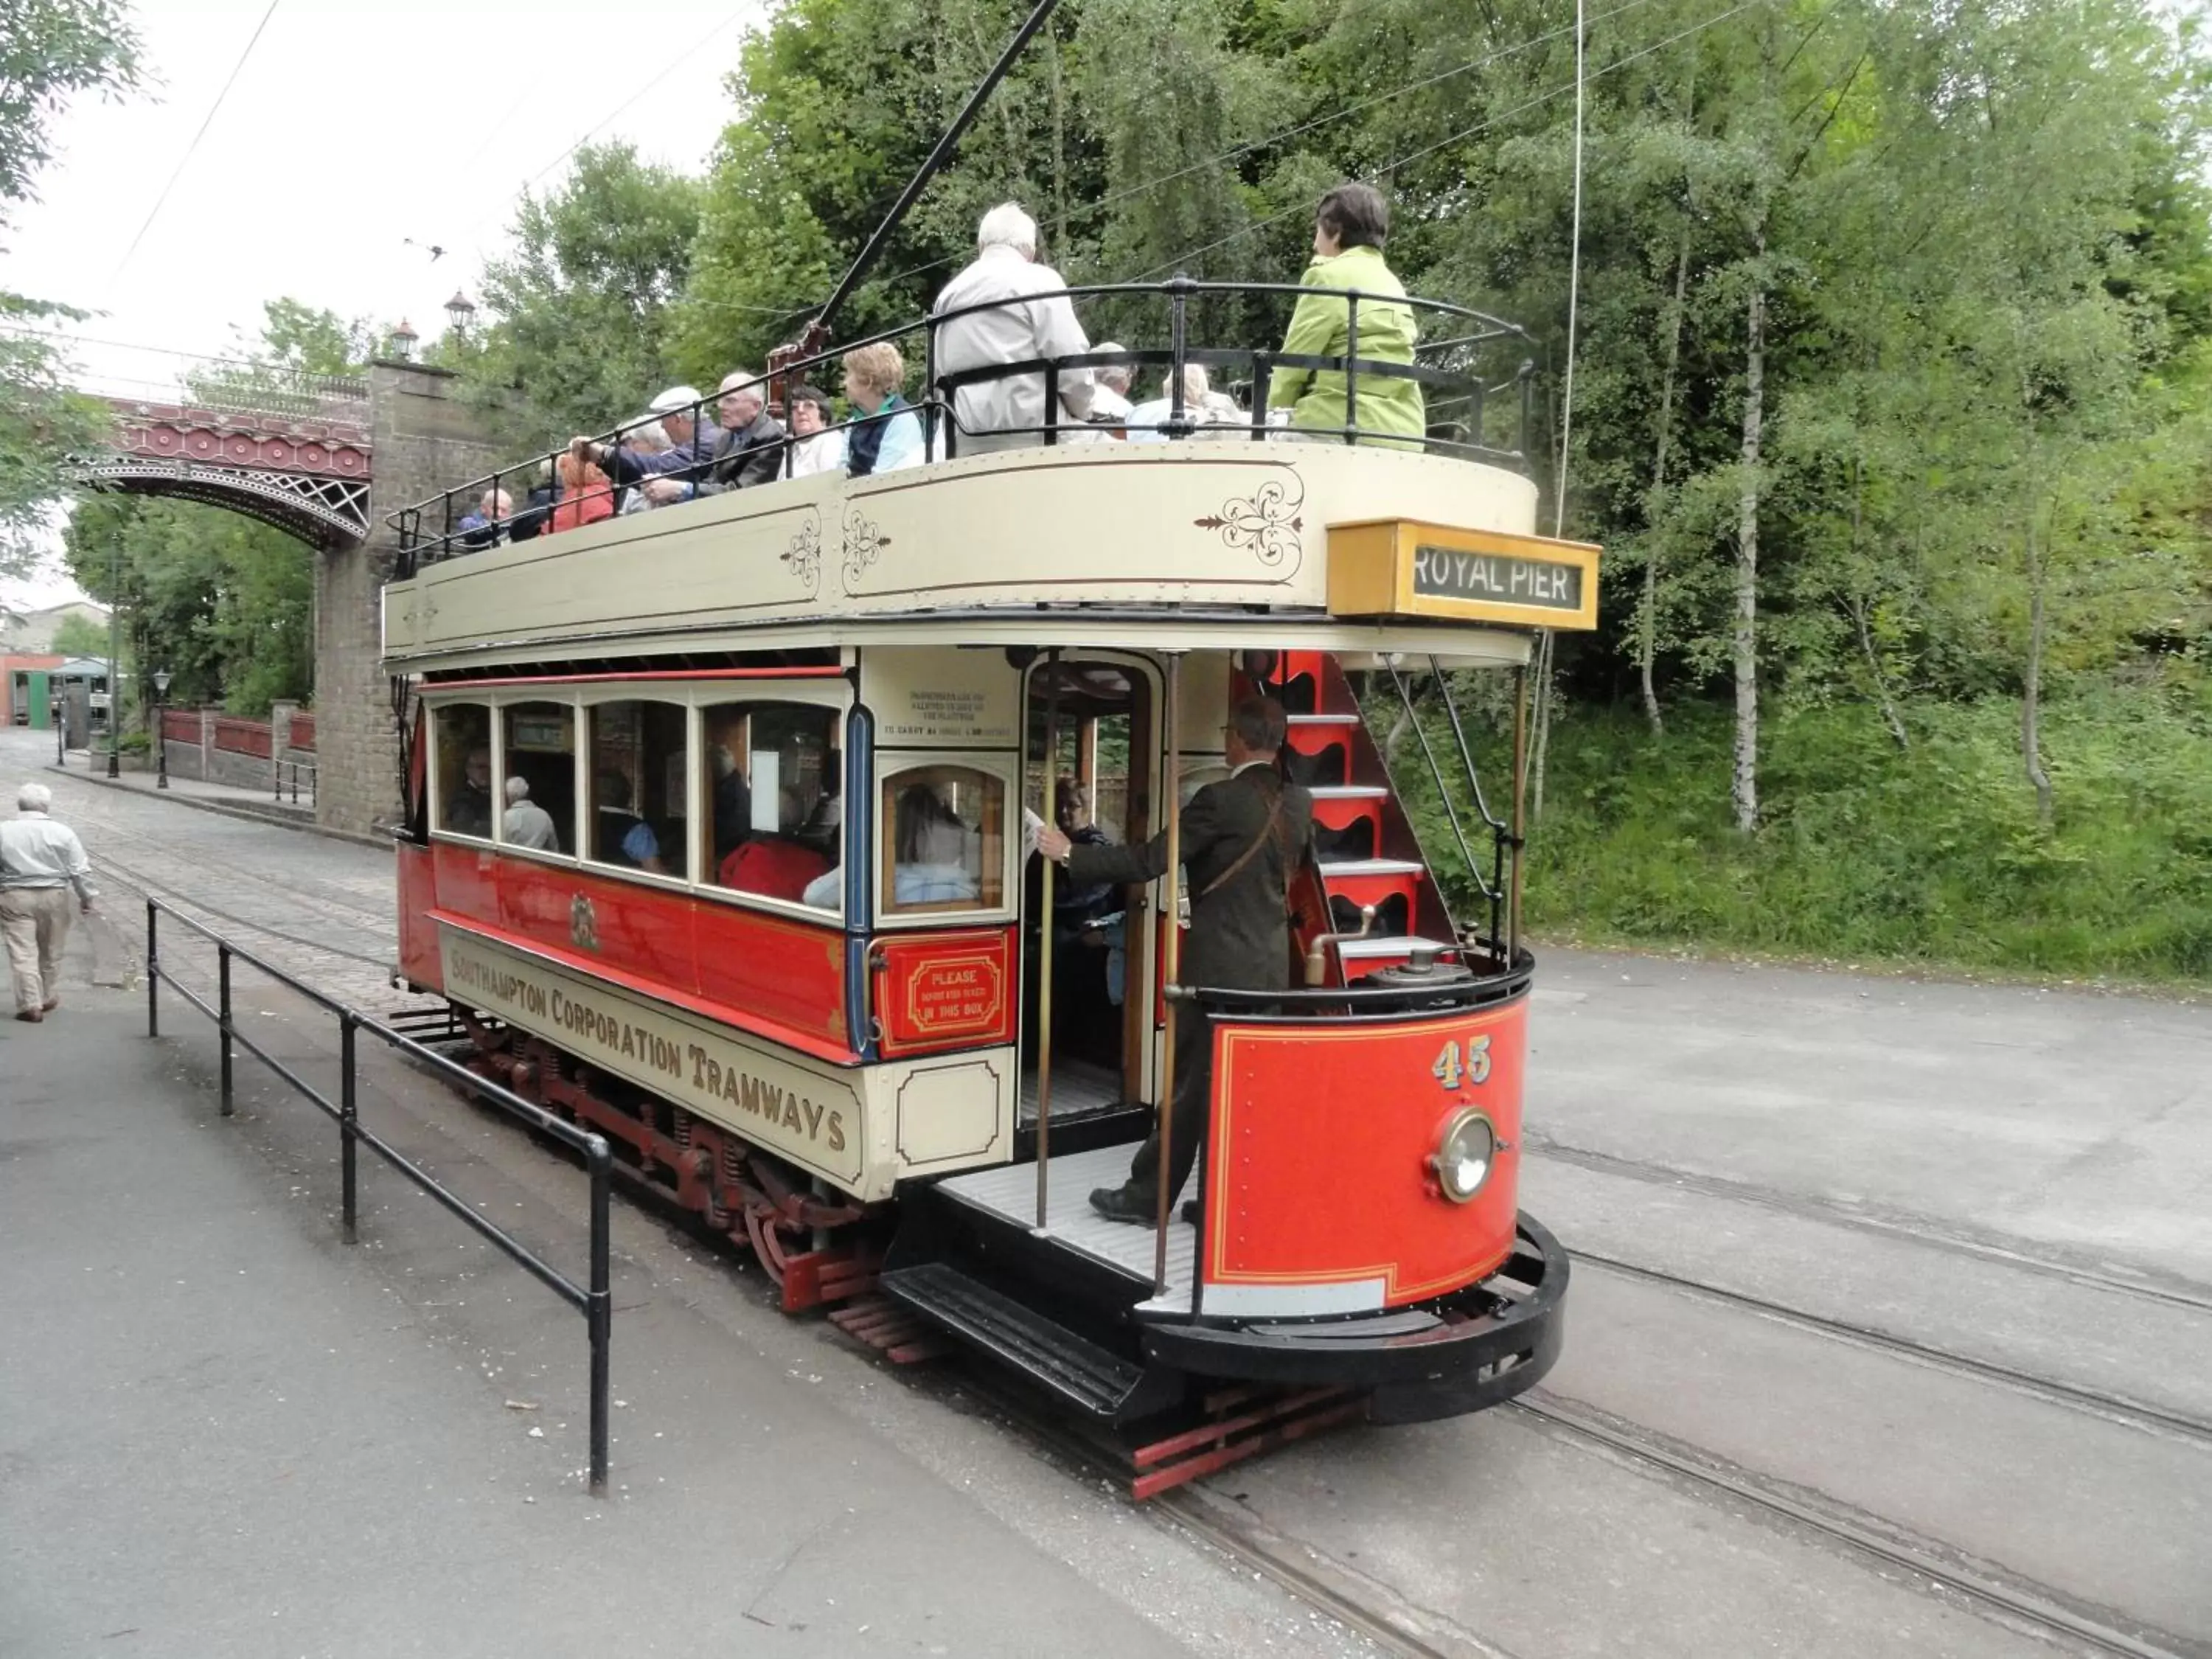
[1267,181,1426,450]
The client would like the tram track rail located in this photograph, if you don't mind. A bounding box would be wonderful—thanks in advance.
[1527,1134,2212,1318]
[87,841,400,975]
[1570,1248,2212,1447]
[1511,1390,2197,1659]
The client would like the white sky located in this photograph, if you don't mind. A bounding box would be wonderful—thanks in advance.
[4,0,761,605]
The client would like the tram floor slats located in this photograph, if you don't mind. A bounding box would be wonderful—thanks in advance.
[935,1144,1197,1314]
[1017,1057,1125,1124]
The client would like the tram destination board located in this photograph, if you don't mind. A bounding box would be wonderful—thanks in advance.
[1326,518,1601,631]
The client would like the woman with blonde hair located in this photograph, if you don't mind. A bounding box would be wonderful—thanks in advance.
[841,341,927,476]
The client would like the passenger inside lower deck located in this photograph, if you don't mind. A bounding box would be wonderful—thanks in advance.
[706,701,841,909]
[592,773,668,874]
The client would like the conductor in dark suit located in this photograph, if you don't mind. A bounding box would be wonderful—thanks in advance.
[1037,695,1313,1225]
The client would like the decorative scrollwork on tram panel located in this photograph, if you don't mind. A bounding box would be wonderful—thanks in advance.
[1194,474,1306,568]
[782,517,824,596]
[842,506,892,587]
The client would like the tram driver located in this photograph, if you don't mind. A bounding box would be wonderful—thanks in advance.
[1037,697,1312,1226]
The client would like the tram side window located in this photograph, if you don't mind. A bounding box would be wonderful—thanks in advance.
[880,765,1004,916]
[434,703,494,839]
[500,700,576,855]
[703,700,841,910]
[585,700,688,877]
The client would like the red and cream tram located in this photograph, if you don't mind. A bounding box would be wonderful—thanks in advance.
[383,281,1593,1486]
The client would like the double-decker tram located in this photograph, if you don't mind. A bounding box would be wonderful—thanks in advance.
[382,270,1596,1492]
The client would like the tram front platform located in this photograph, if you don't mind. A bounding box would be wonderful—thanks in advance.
[0,975,1304,1657]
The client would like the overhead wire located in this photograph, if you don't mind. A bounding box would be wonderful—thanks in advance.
[456,5,756,254]
[1122,0,1760,284]
[111,0,283,284]
[677,0,1673,330]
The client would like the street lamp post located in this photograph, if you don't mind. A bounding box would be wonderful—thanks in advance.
[153,669,173,790]
[106,535,121,780]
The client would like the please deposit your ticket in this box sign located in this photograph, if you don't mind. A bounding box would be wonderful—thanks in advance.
[1326,520,1601,631]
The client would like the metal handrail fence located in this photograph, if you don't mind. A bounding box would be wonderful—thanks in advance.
[275,756,316,807]
[388,275,1539,574]
[143,897,613,1492]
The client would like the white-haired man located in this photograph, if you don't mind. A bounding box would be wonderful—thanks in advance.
[931,203,1095,453]
[572,385,723,500]
[0,783,96,1022]
[695,369,787,495]
[501,775,561,852]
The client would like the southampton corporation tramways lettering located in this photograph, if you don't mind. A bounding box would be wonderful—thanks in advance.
[442,937,849,1156]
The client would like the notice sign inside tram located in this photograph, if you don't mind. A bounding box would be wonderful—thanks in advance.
[1326,518,1601,630]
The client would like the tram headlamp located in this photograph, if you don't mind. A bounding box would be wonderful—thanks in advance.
[1432,1109,1498,1203]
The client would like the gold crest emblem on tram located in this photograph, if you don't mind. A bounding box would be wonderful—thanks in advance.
[569,894,600,953]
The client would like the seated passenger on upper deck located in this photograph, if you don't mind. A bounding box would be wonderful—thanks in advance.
[695,371,787,495]
[1268,182,1425,450]
[784,384,846,479]
[593,773,667,874]
[841,344,925,476]
[570,386,723,504]
[931,203,1094,453]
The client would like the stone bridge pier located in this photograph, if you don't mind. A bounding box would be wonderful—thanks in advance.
[319,362,504,838]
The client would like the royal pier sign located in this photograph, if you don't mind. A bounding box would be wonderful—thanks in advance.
[440,926,866,1189]
[1326,518,1601,631]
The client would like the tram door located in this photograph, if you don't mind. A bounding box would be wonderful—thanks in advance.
[1020,658,1159,1122]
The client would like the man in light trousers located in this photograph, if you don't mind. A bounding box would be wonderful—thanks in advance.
[0,783,97,1022]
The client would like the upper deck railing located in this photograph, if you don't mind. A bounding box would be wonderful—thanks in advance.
[388,276,1537,577]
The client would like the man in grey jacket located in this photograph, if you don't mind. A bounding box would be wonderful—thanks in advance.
[931,203,1096,453]
[0,783,97,1021]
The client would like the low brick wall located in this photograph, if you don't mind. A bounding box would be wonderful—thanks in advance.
[159,704,318,799]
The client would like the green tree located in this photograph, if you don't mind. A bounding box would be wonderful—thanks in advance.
[46,608,105,655]
[453,142,703,451]
[0,0,140,573]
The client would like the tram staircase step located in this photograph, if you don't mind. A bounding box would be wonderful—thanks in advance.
[1277,650,1461,983]
[880,1260,1169,1421]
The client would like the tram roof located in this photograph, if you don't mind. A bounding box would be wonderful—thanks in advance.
[381,277,1600,677]
[382,441,1598,677]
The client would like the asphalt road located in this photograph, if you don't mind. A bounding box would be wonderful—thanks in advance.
[7,724,2207,1658]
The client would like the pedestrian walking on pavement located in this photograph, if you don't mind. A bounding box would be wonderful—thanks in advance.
[1,783,97,1022]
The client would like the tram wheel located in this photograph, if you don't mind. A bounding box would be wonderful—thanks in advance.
[742,1196,806,1288]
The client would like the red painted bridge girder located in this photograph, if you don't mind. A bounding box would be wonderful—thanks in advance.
[77,394,376,551]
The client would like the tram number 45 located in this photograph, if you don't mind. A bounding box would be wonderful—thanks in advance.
[1431,1036,1492,1092]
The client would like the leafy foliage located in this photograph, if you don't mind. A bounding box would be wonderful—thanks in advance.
[434,0,2211,973]
[46,609,105,655]
[447,142,703,451]
[0,0,139,571]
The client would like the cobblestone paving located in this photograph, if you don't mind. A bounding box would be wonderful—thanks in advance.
[4,728,407,1013]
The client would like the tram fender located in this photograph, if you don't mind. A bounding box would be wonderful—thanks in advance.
[1136,1214,1568,1423]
